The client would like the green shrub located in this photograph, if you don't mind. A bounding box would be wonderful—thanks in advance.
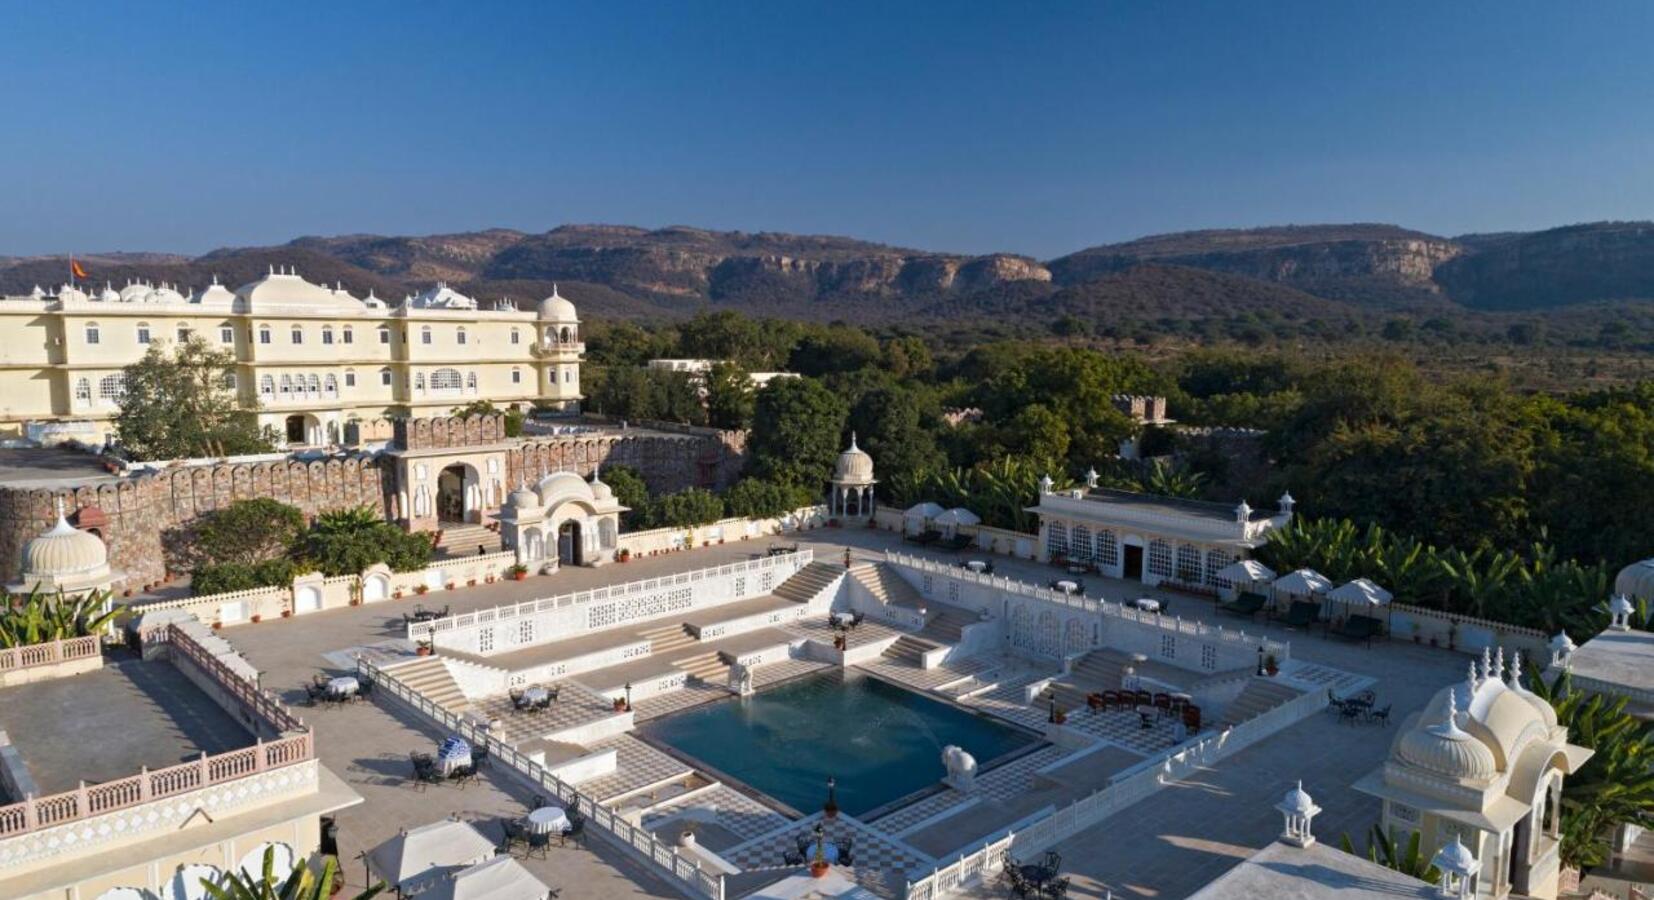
[648,488,726,528]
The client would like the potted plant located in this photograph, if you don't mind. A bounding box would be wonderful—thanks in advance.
[1052,708,1068,725]
[510,564,528,581]
[415,640,433,657]
[281,608,293,618]
[1264,654,1278,677]
[619,548,631,563]
[250,613,263,624]
[612,696,628,712]
[446,582,457,591]
[415,584,430,595]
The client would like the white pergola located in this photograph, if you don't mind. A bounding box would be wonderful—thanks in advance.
[366,819,497,895]
[902,502,946,534]
[933,507,981,538]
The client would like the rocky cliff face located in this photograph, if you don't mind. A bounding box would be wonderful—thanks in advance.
[1435,222,1654,310]
[1049,225,1463,307]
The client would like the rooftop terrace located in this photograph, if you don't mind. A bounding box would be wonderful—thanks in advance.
[0,654,253,798]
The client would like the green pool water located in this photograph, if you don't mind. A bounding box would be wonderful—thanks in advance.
[642,669,1036,818]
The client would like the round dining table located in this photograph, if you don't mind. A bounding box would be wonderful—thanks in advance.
[522,686,549,704]
[528,805,570,835]
[1132,597,1161,613]
[964,560,988,573]
[1055,580,1078,594]
[327,676,359,697]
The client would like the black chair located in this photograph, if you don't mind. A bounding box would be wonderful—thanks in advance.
[304,682,326,706]
[356,679,374,699]
[1366,704,1392,727]
[1003,865,1034,899]
[850,610,865,629]
[795,834,812,856]
[533,694,553,713]
[836,838,854,866]
[447,764,477,788]
[1041,850,1062,874]
[412,760,444,791]
[509,687,526,712]
[1043,877,1070,898]
[472,745,490,769]
[526,830,551,859]
[546,686,560,703]
[782,850,805,866]
[500,818,530,855]
[559,817,584,846]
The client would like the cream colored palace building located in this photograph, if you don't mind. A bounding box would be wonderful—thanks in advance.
[0,269,583,446]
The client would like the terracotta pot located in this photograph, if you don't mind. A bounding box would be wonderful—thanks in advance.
[281,610,293,618]
[513,572,527,581]
[809,861,829,878]
[250,615,262,624]
[416,646,432,657]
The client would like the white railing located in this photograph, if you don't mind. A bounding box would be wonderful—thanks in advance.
[903,681,1327,899]
[0,635,101,672]
[359,657,723,900]
[408,551,813,642]
[884,550,1289,658]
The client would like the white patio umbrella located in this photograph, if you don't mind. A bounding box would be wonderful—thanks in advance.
[423,856,551,900]
[366,819,497,895]
[1327,578,1392,608]
[1215,559,1276,586]
[159,864,223,900]
[1272,568,1333,614]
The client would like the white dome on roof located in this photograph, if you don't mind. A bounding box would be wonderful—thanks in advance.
[409,283,476,310]
[1506,653,1558,731]
[1618,559,1654,603]
[57,283,87,303]
[118,282,151,302]
[833,434,875,484]
[199,281,236,305]
[537,285,578,322]
[1280,781,1315,816]
[98,284,120,303]
[1432,835,1479,877]
[148,285,185,304]
[22,508,108,582]
[589,472,614,502]
[1397,689,1497,781]
[505,484,539,510]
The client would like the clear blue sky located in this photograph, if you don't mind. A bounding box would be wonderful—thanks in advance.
[3,1,1651,259]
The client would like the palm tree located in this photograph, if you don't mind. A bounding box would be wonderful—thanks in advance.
[1526,664,1654,870]
[0,586,119,648]
[1137,459,1207,499]
[1340,823,1440,881]
[204,850,383,900]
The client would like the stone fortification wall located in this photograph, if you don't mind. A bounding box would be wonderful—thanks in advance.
[0,456,392,591]
[394,414,509,451]
[505,431,735,495]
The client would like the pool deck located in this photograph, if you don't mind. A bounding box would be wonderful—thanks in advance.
[206,526,1478,899]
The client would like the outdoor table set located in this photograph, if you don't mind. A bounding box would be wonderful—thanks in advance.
[1004,850,1069,898]
[500,796,585,858]
[510,685,559,713]
[305,672,370,706]
[1329,689,1391,726]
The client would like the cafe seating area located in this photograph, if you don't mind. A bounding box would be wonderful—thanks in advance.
[304,672,372,707]
[1003,850,1069,898]
[1328,689,1390,726]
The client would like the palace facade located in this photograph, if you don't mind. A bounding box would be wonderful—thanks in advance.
[0,269,583,446]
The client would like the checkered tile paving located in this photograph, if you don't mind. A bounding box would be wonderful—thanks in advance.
[869,744,1071,836]
[643,784,791,843]
[723,812,933,874]
[323,639,418,671]
[630,680,731,722]
[751,657,833,688]
[1056,706,1192,754]
[1280,659,1374,695]
[785,616,907,649]
[577,733,693,802]
[856,655,993,692]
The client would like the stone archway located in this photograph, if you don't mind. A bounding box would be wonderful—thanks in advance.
[437,463,480,523]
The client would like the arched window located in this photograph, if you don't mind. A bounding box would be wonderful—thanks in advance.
[343,369,356,388]
[1046,521,1069,559]
[510,328,520,345]
[98,373,126,401]
[559,326,571,343]
[1148,540,1173,578]
[420,326,432,345]
[456,327,467,345]
[74,378,91,401]
[258,325,272,344]
[323,374,338,395]
[321,326,335,345]
[1071,525,1092,562]
[290,326,303,344]
[260,375,275,397]
[221,372,236,391]
[84,322,100,344]
[379,367,392,386]
[279,375,293,395]
[415,372,426,391]
[176,325,191,343]
[465,371,477,392]
[306,374,320,393]
[219,323,234,344]
[377,326,390,345]
[136,322,152,344]
[431,368,462,391]
[341,325,353,344]
[1175,545,1202,583]
[1097,530,1119,568]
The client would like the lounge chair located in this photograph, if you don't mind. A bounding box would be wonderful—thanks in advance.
[1281,600,1320,630]
[1216,592,1267,618]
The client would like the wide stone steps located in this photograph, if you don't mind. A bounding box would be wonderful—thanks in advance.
[852,563,927,609]
[639,623,698,656]
[772,562,844,605]
[435,523,503,558]
[674,650,731,683]
[1068,651,1128,691]
[883,635,937,665]
[392,657,471,714]
[1220,679,1302,728]
[918,607,976,645]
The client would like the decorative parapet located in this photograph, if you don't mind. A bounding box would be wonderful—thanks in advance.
[0,636,100,674]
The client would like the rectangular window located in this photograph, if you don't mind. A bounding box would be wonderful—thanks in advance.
[176,327,191,343]
[379,329,390,345]
[381,370,392,386]
[342,329,353,344]
[220,326,234,344]
[86,327,100,345]
[137,327,151,344]
[291,328,303,344]
[512,370,521,384]
[344,372,356,387]
[510,330,520,345]
[322,330,334,345]
[457,330,467,345]
[260,330,271,344]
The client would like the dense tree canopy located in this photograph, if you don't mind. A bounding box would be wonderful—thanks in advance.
[748,377,848,491]
[114,337,272,460]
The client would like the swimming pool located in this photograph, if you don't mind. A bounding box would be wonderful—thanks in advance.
[641,669,1037,818]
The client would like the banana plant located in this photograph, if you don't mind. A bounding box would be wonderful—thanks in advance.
[203,849,383,900]
[1340,823,1440,882]
[0,586,119,648]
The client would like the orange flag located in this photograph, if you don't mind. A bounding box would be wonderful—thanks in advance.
[71,258,88,280]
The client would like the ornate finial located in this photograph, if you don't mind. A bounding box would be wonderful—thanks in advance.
[1509,651,1526,689]
[1467,661,1478,693]
[849,431,858,451]
[1480,647,1492,681]
[1495,646,1506,681]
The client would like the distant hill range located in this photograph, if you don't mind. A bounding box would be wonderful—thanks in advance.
[7,220,1654,323]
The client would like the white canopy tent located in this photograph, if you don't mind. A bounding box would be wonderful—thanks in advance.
[1271,568,1334,614]
[1216,559,1276,587]
[423,856,551,900]
[932,507,981,538]
[1323,579,1389,615]
[902,502,946,534]
[366,820,497,895]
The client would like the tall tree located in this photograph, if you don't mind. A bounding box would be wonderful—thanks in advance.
[705,361,756,430]
[850,386,944,499]
[748,377,848,491]
[114,336,271,460]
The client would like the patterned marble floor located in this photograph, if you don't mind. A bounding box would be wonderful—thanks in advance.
[722,812,933,875]
[856,655,994,692]
[643,783,792,844]
[577,733,693,803]
[868,744,1072,836]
